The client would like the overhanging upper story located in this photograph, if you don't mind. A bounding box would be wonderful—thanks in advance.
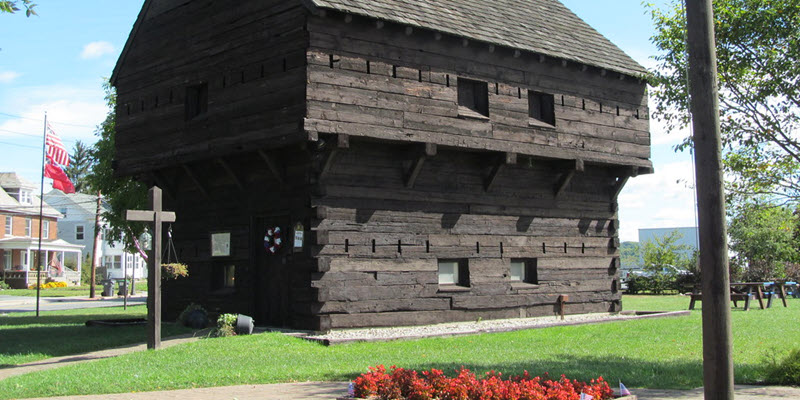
[111,0,652,178]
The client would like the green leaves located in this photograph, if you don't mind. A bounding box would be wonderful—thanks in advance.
[87,81,148,253]
[728,199,799,281]
[648,0,800,206]
[0,0,37,16]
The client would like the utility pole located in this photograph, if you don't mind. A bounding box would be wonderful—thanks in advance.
[684,1,734,399]
[89,191,102,298]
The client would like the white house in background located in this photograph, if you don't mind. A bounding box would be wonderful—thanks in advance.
[43,191,147,280]
[0,173,83,288]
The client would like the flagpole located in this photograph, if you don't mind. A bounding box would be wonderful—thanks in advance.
[35,113,48,317]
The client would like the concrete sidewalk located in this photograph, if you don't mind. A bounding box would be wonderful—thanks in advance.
[18,384,800,400]
[0,293,147,313]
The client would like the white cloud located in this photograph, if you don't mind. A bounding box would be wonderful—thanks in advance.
[617,159,698,242]
[80,41,116,59]
[0,83,109,187]
[0,70,21,84]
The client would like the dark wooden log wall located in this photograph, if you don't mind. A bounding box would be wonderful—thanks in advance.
[304,15,652,171]
[113,0,309,176]
[150,148,322,330]
[310,141,622,329]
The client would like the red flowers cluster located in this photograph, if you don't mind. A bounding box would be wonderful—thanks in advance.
[352,365,615,400]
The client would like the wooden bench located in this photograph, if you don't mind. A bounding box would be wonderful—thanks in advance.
[688,292,754,311]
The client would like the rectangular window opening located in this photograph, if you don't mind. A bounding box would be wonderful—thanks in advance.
[528,90,555,126]
[4,216,11,235]
[75,225,85,241]
[212,264,236,290]
[185,82,208,121]
[25,218,32,237]
[510,259,538,284]
[438,259,469,287]
[458,78,489,118]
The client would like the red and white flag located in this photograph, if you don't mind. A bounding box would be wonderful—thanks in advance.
[44,160,75,194]
[46,123,70,166]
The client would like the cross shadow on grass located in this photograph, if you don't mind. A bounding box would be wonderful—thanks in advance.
[0,309,189,367]
[0,311,141,327]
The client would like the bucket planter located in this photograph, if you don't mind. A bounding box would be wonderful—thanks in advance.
[213,313,254,337]
[235,314,254,335]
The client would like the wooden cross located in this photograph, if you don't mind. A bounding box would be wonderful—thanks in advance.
[126,186,176,350]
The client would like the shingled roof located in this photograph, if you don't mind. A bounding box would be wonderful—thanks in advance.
[307,0,646,77]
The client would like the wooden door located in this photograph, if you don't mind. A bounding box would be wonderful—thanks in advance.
[253,216,291,327]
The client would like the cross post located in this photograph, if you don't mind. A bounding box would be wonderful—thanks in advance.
[126,186,176,350]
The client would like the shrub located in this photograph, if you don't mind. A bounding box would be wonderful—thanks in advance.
[178,303,208,329]
[0,280,10,290]
[352,365,614,400]
[212,313,238,337]
[161,263,188,280]
[764,348,800,385]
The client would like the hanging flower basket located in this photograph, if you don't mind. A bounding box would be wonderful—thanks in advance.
[161,263,189,280]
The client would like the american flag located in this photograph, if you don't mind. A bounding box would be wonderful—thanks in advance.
[46,123,70,166]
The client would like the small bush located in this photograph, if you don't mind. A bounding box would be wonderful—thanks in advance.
[178,303,208,329]
[212,313,238,337]
[764,348,800,385]
[0,280,10,290]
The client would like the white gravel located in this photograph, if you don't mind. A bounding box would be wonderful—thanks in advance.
[305,311,686,344]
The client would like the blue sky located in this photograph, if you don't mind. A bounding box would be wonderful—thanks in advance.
[0,0,694,242]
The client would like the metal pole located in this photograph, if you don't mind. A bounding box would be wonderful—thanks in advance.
[35,113,48,317]
[684,2,734,399]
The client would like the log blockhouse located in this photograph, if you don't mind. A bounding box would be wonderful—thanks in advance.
[112,0,652,330]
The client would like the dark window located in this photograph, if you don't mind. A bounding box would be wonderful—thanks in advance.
[510,258,538,284]
[438,259,470,287]
[185,83,208,120]
[458,78,489,117]
[528,91,555,125]
[212,264,236,290]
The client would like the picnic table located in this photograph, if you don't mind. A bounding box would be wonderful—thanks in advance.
[688,282,790,311]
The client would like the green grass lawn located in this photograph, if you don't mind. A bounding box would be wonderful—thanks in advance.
[0,305,189,367]
[0,281,148,297]
[0,295,796,399]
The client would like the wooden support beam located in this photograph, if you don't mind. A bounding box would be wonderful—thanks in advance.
[257,150,285,185]
[216,158,245,192]
[484,152,517,192]
[319,148,338,180]
[180,164,210,199]
[404,143,437,189]
[318,134,350,181]
[611,175,630,201]
[553,159,584,198]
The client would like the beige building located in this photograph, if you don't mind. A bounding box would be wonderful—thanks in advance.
[0,173,83,288]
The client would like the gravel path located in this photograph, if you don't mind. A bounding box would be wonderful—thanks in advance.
[305,311,689,344]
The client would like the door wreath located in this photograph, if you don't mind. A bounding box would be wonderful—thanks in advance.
[263,227,283,254]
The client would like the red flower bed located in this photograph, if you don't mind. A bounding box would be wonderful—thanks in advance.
[352,365,615,400]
